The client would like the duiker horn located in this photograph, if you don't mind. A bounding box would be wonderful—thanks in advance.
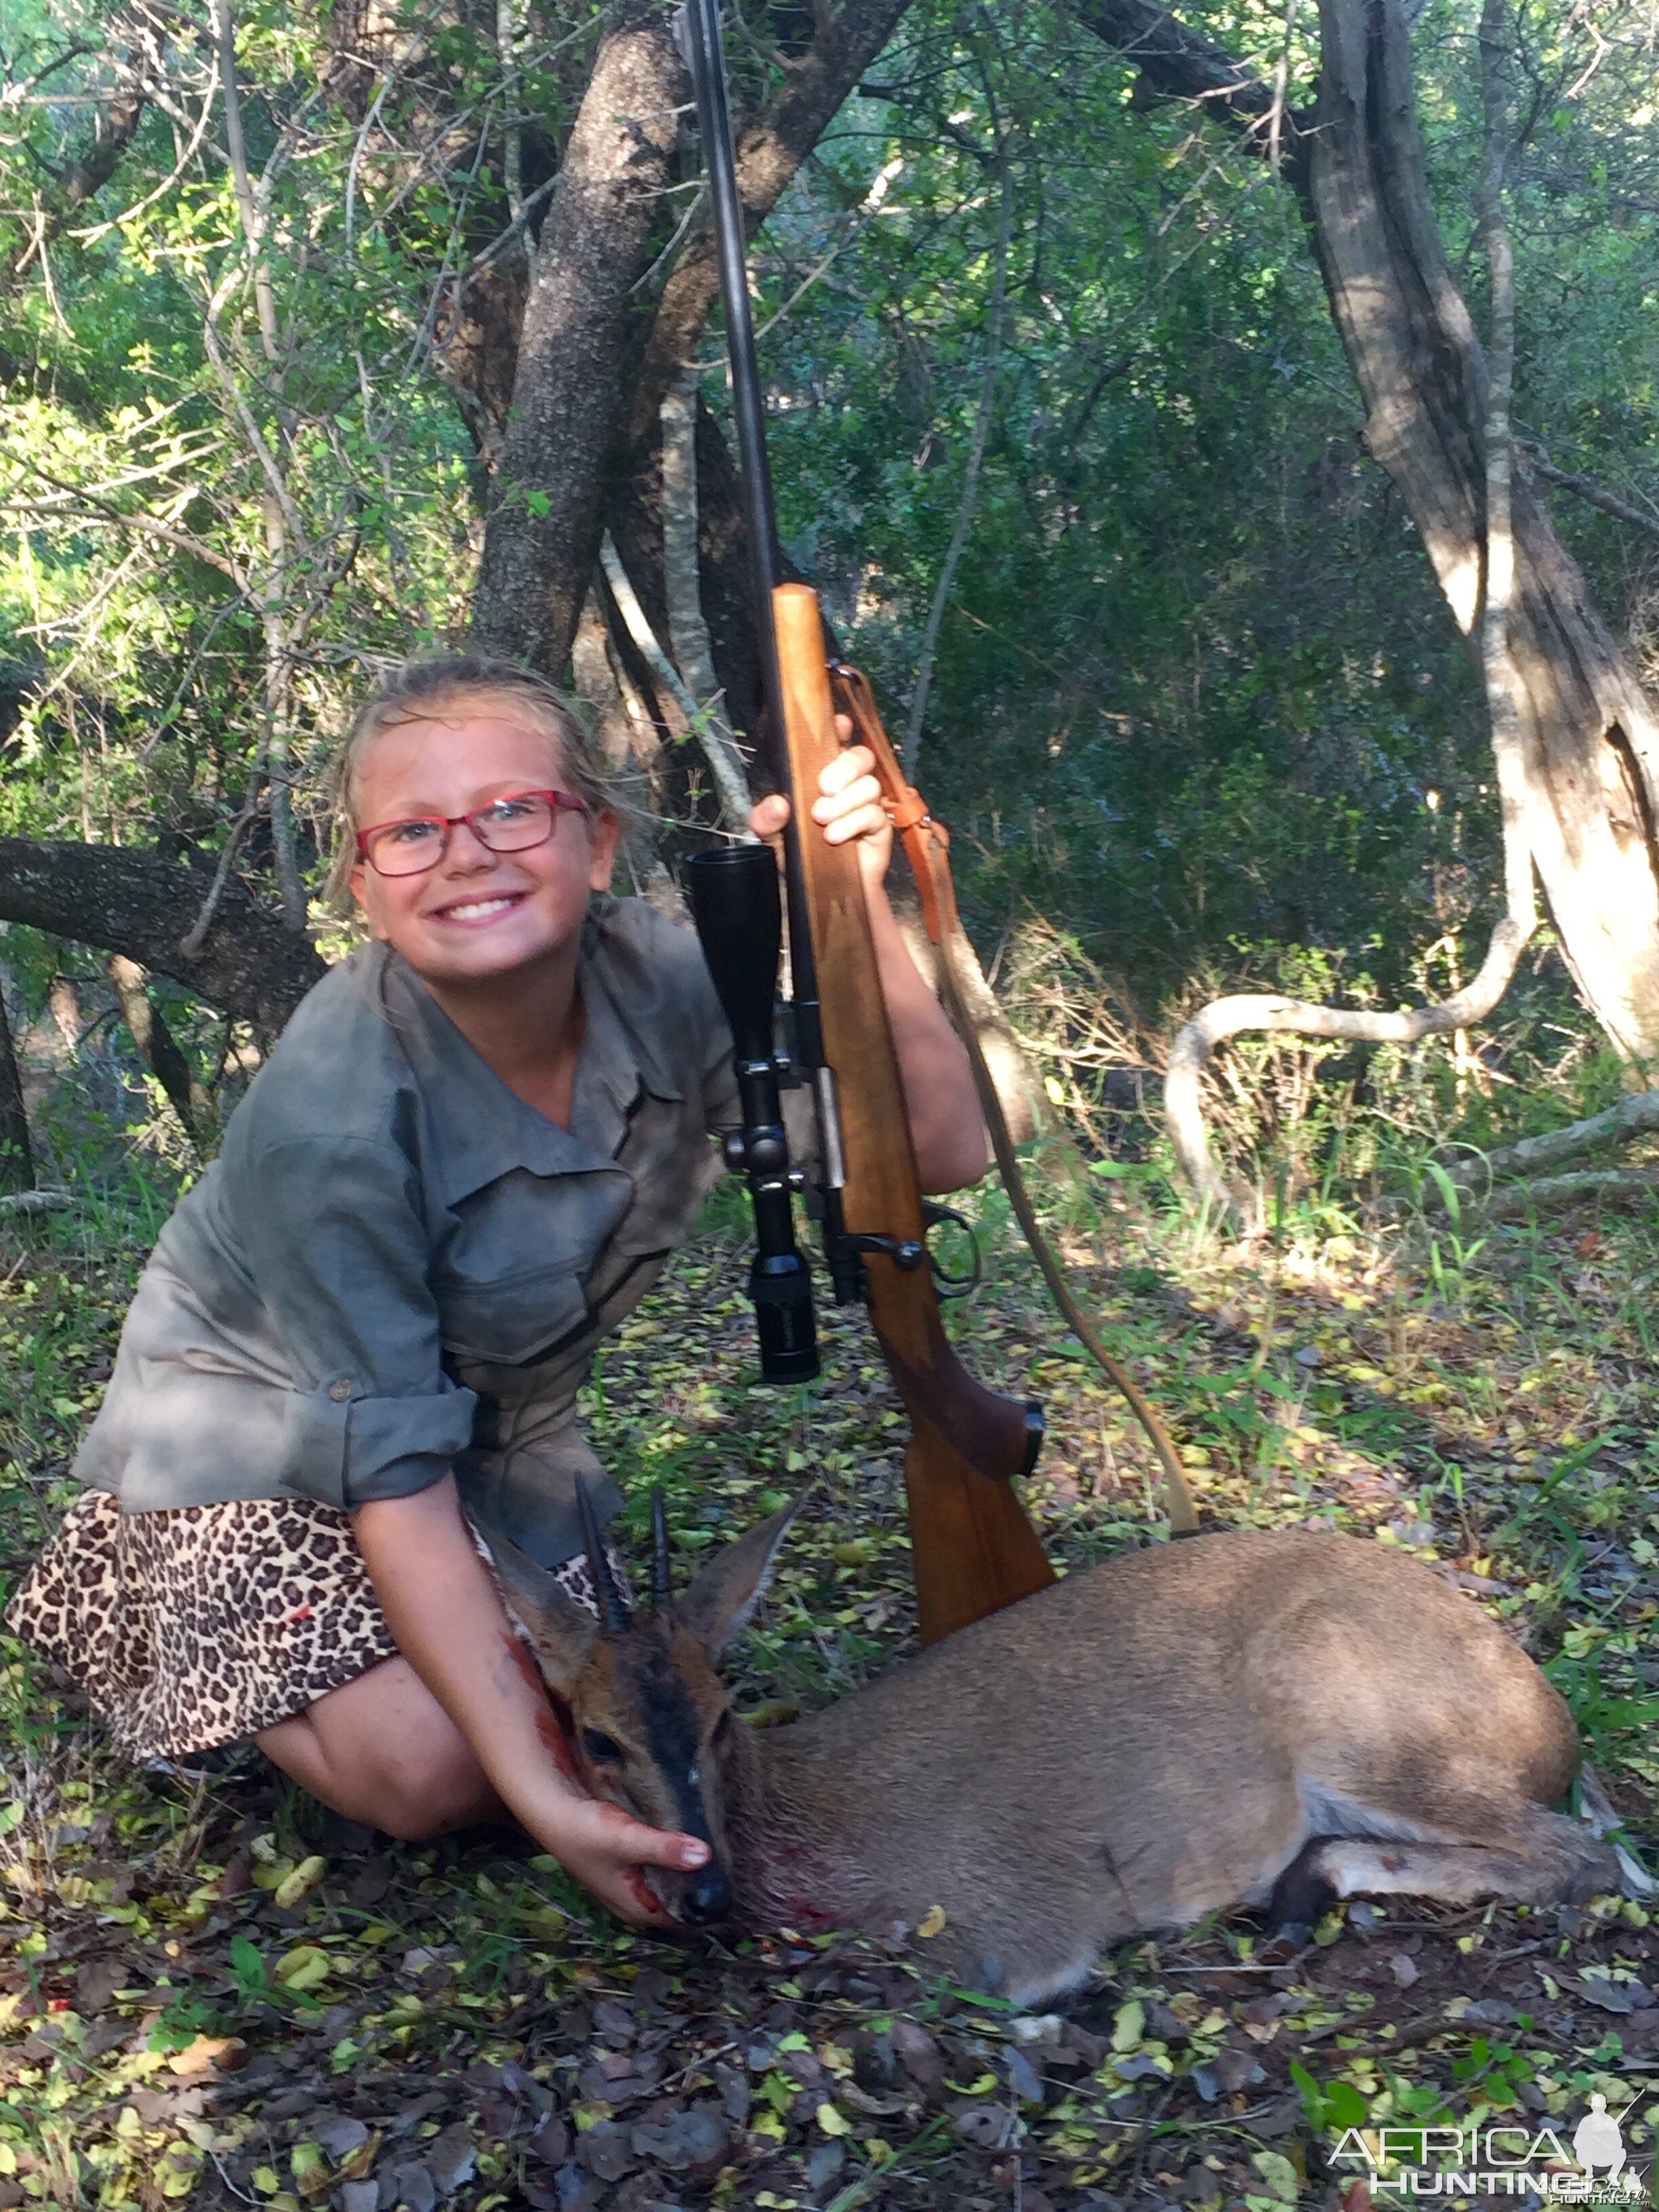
[575,1477,630,1633]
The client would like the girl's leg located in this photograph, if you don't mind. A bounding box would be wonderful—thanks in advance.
[256,1656,506,1841]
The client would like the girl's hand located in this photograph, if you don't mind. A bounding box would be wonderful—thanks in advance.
[524,1784,709,1927]
[747,716,893,889]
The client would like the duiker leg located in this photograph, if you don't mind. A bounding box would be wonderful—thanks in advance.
[1274,1799,1617,1925]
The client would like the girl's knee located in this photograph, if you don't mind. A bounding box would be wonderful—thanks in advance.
[361,1736,497,1840]
[259,1689,497,1839]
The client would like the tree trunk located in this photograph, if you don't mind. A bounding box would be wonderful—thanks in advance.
[1075,0,1659,1060]
[1307,0,1659,1058]
[106,954,210,1138]
[470,0,916,678]
[468,4,687,672]
[0,983,34,1193]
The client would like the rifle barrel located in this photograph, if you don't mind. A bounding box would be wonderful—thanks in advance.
[680,0,825,1059]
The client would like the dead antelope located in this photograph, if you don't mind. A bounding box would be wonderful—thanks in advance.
[495,1497,1619,2006]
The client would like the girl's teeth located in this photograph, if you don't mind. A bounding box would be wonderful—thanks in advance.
[445,897,518,921]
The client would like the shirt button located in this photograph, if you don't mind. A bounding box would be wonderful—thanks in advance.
[329,1379,352,1403]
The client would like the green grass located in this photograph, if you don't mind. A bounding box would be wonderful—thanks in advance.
[1,1011,1657,2208]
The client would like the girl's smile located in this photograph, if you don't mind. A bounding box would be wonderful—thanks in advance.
[348,714,619,994]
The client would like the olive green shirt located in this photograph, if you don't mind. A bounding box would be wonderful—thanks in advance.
[75,897,775,1565]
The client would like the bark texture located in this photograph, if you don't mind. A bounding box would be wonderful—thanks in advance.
[469,4,687,670]
[471,0,916,680]
[0,841,325,1034]
[0,985,34,1193]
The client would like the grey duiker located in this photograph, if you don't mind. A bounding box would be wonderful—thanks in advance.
[495,1493,1620,2005]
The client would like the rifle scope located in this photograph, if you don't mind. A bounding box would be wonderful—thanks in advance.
[685,843,819,1386]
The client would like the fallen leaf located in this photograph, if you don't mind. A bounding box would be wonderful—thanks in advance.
[916,1904,947,1939]
[890,2020,944,2093]
[167,2035,247,2078]
[273,1945,330,1991]
[273,1856,328,1910]
[951,2101,1010,2149]
[426,2124,476,2196]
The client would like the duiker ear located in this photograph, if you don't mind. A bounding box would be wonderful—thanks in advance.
[676,1502,800,1656]
[487,1534,597,1697]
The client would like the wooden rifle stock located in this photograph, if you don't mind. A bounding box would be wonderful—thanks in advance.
[773,584,1057,1645]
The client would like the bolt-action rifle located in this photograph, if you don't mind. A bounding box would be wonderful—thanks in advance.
[675,0,1197,1645]
[675,0,1054,1647]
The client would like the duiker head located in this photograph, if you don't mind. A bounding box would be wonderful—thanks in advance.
[491,1485,796,1923]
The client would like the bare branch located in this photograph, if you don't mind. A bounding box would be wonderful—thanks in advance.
[659,369,753,832]
[902,124,1012,777]
[600,531,754,830]
[1523,445,1659,543]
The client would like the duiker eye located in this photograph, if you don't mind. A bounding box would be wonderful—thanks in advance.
[581,1727,623,1764]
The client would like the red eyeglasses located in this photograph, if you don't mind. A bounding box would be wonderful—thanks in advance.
[355,789,587,878]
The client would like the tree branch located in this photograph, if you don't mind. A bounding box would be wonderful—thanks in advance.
[1436,1086,1659,1193]
[5,9,165,287]
[0,839,325,1035]
[1523,446,1659,544]
[599,531,754,829]
[0,984,35,1194]
[1067,0,1311,191]
[627,0,918,447]
[901,136,1012,776]
[658,367,753,831]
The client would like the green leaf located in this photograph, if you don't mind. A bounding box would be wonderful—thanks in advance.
[1250,2150,1299,2205]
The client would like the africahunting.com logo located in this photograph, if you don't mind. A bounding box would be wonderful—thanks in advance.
[1330,2092,1650,2202]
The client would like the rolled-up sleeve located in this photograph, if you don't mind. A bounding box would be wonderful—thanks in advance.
[236,1134,476,1511]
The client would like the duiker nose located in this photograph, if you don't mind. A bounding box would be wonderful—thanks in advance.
[682,1864,731,1922]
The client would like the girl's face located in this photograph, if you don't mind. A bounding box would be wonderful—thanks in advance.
[348,709,619,989]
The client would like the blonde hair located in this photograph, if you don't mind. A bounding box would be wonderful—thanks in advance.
[325,654,620,909]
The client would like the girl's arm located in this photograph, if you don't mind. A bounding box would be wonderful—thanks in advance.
[750,740,989,1193]
[354,1476,707,1923]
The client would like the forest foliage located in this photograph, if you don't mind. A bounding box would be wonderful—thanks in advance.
[0,0,1654,1095]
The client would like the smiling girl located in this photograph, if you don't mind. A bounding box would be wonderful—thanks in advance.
[9,655,987,1922]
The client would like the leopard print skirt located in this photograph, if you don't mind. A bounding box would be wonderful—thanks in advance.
[6,1488,616,1764]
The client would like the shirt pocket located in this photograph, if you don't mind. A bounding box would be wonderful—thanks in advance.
[434,1262,592,1365]
[432,1165,632,1364]
[610,1097,722,1256]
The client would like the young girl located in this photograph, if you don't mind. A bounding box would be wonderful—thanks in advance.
[9,655,987,1923]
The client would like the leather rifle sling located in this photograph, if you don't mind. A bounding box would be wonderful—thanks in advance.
[829,663,1201,1539]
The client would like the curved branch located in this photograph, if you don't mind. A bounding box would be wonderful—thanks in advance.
[1164,914,1535,1209]
[0,838,325,1035]
[626,0,918,446]
[599,533,754,828]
